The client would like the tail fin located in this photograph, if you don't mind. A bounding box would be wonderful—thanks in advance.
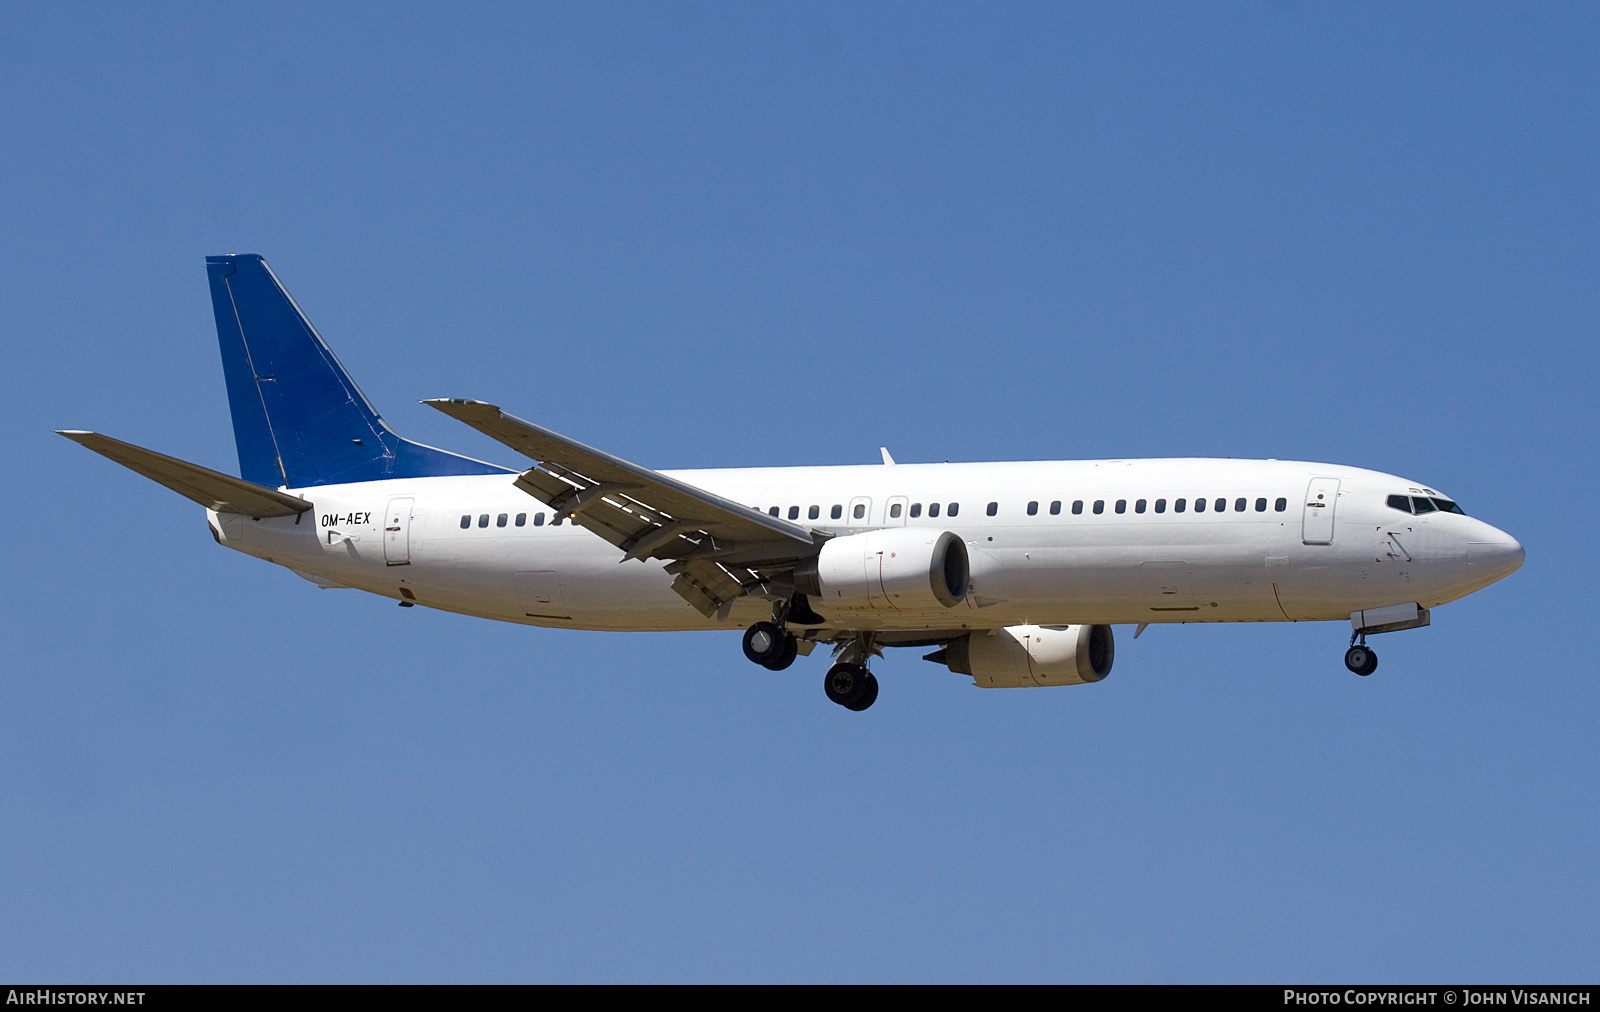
[205,254,510,488]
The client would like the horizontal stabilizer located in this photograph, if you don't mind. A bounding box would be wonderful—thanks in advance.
[58,431,311,517]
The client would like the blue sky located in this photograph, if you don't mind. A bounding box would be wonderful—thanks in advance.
[2,3,1595,982]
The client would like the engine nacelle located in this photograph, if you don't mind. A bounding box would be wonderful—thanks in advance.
[934,624,1114,688]
[794,528,969,613]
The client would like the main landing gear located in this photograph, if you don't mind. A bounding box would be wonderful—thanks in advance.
[743,613,881,711]
[1344,642,1378,676]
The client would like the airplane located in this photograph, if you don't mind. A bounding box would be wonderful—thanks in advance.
[60,254,1525,711]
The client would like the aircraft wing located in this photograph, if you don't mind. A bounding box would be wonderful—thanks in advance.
[424,399,820,616]
[59,430,311,518]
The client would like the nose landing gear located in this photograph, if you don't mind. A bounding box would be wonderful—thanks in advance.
[1344,604,1428,676]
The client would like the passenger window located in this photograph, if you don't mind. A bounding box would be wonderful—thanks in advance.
[1411,496,1437,515]
[1093,500,1104,515]
[497,513,508,528]
[459,514,471,529]
[515,513,526,527]
[1195,498,1206,513]
[1155,498,1167,513]
[1135,499,1147,513]
[1275,498,1287,512]
[948,503,959,517]
[788,506,799,520]
[1175,498,1187,513]
[910,503,922,518]
[1050,500,1061,515]
[1115,499,1126,514]
[552,516,563,526]
[478,514,489,528]
[853,503,866,520]
[809,505,820,520]
[1215,498,1226,512]
[986,502,998,516]
[1387,495,1413,514]
[534,513,545,526]
[830,504,842,520]
[929,502,941,518]
[889,503,902,518]
[1027,501,1038,516]
[1234,498,1247,512]
[1072,500,1083,515]
[1255,497,1267,512]
[769,507,779,516]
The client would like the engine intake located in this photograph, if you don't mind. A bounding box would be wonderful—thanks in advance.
[929,624,1114,688]
[795,528,969,613]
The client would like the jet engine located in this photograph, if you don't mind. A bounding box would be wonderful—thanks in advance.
[928,624,1114,688]
[794,528,969,613]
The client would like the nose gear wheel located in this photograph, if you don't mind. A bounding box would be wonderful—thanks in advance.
[1344,644,1378,676]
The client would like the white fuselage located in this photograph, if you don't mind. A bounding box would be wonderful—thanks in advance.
[209,457,1523,633]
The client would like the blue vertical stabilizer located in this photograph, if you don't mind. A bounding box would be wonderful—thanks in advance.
[206,255,510,488]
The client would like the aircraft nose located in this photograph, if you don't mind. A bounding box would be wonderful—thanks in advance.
[1467,526,1525,582]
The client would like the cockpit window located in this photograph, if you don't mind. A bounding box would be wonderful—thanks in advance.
[1387,493,1468,516]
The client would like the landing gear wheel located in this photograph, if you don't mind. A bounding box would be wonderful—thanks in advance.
[1344,644,1378,676]
[743,622,790,667]
[824,662,875,709]
[845,673,879,711]
[763,632,799,671]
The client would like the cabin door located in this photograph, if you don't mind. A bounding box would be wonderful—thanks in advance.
[383,497,414,566]
[1301,478,1341,546]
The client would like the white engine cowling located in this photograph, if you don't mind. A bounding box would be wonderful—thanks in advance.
[937,624,1114,688]
[794,528,969,613]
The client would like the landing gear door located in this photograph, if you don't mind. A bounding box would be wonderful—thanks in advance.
[1301,478,1340,546]
[384,497,414,565]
